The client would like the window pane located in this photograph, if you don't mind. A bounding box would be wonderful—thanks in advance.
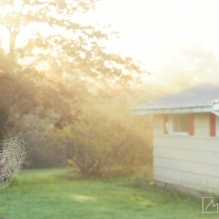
[173,115,180,132]
[180,115,188,132]
[172,114,188,132]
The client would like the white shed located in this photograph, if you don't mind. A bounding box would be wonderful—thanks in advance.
[133,82,219,197]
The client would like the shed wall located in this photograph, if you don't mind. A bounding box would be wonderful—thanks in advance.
[153,113,219,194]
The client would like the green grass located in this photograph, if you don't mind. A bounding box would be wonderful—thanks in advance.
[0,168,217,219]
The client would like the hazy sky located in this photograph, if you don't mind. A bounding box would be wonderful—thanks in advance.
[91,0,219,83]
[1,0,219,85]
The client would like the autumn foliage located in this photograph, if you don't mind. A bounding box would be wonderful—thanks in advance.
[0,0,152,178]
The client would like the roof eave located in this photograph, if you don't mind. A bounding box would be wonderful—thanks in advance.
[132,106,214,115]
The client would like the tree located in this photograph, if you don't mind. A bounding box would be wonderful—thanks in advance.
[0,0,142,86]
[50,100,149,177]
[0,0,143,135]
[0,0,144,170]
[0,45,84,140]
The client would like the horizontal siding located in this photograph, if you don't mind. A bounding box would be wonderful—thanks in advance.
[153,127,163,135]
[154,157,219,178]
[154,147,219,165]
[154,166,219,193]
[154,115,163,126]
[195,113,209,126]
[194,127,209,137]
[154,136,219,152]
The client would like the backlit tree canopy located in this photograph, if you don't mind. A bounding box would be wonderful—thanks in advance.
[0,1,151,178]
[0,0,144,143]
[0,0,143,87]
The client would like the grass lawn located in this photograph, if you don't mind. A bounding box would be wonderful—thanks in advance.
[0,168,217,219]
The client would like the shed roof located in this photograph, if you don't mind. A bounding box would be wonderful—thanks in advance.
[133,82,219,115]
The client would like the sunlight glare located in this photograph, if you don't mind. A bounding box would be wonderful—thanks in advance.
[92,0,219,74]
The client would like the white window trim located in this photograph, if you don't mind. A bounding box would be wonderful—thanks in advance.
[168,115,189,135]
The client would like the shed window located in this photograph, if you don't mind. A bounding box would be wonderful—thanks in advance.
[163,114,194,135]
[170,114,189,133]
[172,114,188,132]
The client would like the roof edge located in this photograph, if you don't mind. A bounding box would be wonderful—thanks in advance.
[132,106,214,115]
